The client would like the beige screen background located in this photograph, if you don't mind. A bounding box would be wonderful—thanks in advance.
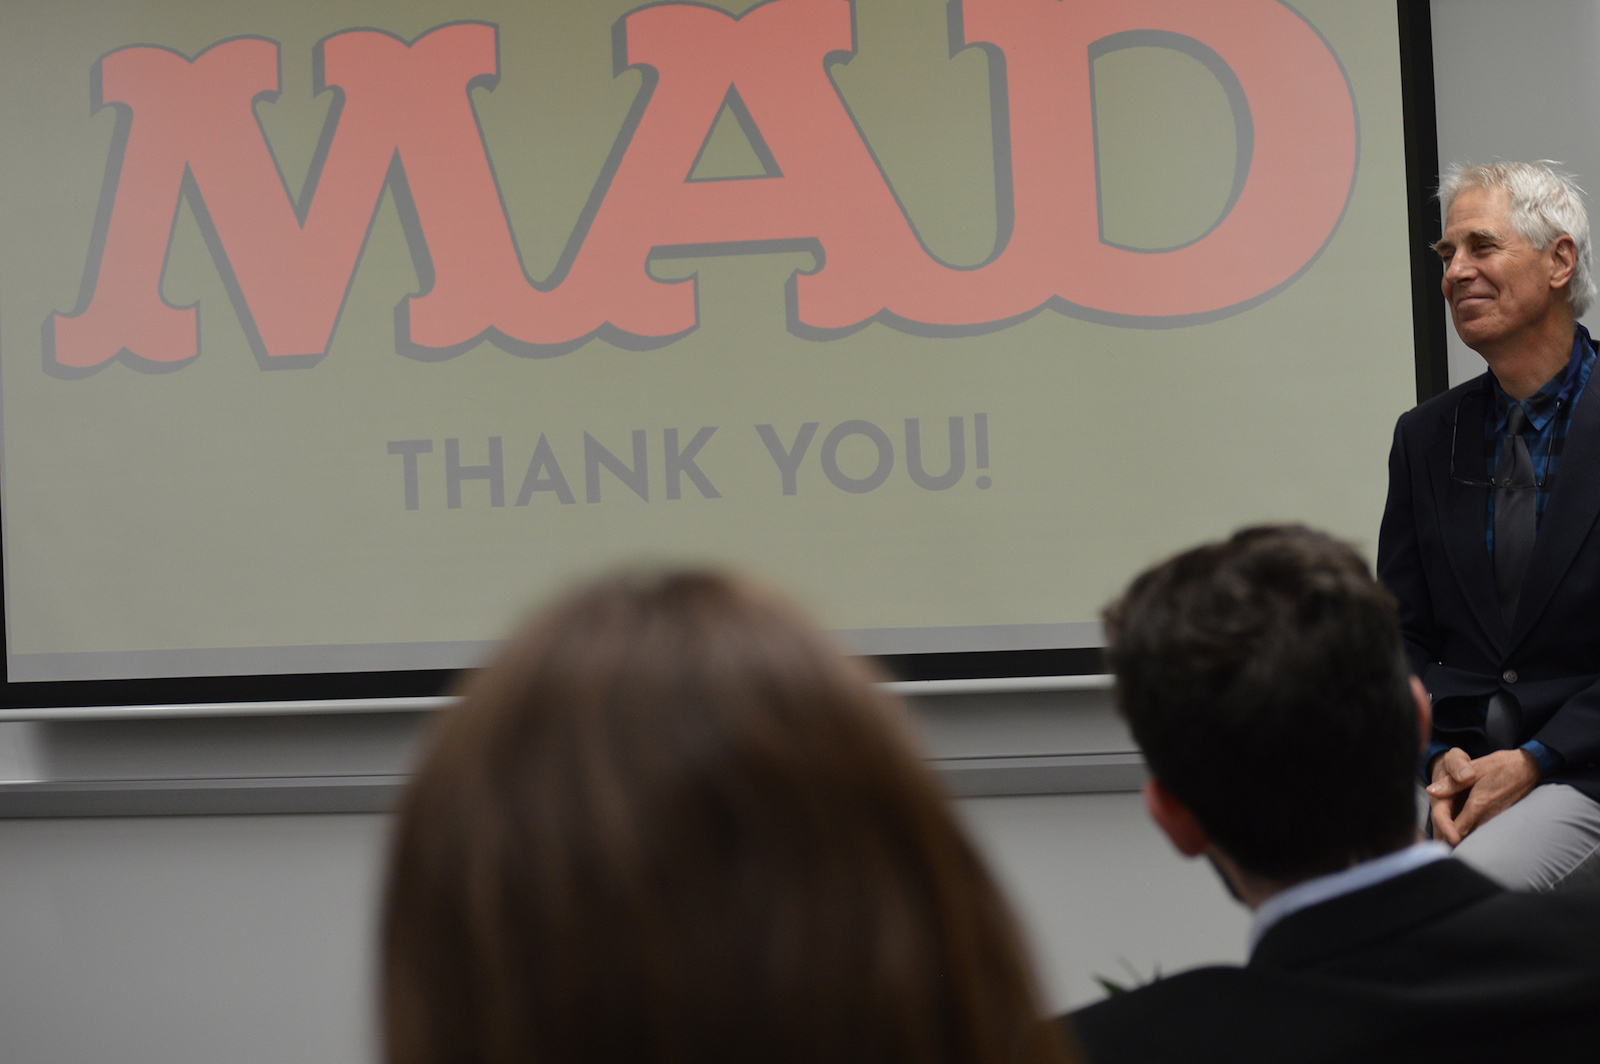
[0,0,1417,682]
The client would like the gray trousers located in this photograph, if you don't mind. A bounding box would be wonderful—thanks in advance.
[1449,783,1600,891]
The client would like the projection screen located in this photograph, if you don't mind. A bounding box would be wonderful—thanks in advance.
[0,0,1422,701]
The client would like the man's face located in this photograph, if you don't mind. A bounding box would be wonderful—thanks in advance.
[1435,186,1567,355]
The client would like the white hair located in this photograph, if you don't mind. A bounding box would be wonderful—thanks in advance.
[1439,160,1595,318]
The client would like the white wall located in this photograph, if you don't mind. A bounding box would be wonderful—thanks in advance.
[961,792,1247,1010]
[0,814,385,1064]
[1431,0,1600,386]
[0,685,1251,1064]
[0,796,1246,1064]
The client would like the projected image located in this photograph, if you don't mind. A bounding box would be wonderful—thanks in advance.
[0,0,1416,688]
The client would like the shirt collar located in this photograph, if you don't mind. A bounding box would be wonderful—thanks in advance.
[1557,322,1594,408]
[1491,325,1590,432]
[1247,841,1452,955]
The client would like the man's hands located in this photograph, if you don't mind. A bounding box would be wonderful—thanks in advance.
[1426,747,1541,845]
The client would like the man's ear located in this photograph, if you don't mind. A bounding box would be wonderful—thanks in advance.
[1411,676,1432,753]
[1143,777,1210,857]
[1549,233,1578,291]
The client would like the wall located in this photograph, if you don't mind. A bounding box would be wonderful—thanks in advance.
[1431,0,1600,386]
[0,687,1248,1064]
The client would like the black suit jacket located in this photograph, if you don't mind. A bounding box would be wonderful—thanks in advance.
[1377,359,1600,798]
[1067,860,1600,1064]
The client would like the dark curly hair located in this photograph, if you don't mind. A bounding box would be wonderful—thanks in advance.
[1103,525,1419,880]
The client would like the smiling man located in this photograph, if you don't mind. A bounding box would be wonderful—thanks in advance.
[1378,161,1600,889]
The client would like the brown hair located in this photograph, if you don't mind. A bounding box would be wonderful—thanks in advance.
[382,569,1072,1064]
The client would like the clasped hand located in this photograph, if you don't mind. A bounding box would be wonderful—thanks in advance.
[1425,747,1540,845]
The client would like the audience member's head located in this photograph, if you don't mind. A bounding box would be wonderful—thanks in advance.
[1103,525,1423,889]
[382,569,1072,1064]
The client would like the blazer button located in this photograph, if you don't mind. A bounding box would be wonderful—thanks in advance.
[1503,669,1519,684]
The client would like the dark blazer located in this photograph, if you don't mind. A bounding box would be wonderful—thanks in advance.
[1377,359,1600,799]
[1067,860,1600,1064]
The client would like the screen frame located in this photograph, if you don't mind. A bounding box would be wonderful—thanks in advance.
[0,0,1447,710]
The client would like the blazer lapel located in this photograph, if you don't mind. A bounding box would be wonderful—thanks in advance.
[1510,362,1600,646]
[1427,382,1505,647]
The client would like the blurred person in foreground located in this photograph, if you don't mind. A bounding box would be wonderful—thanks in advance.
[1068,526,1600,1064]
[383,569,1080,1064]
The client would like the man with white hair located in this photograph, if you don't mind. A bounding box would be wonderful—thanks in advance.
[1379,160,1600,889]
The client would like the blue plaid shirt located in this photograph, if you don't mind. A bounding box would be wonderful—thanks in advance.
[1458,325,1598,777]
[1484,324,1598,554]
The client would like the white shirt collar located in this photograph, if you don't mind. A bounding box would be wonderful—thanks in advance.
[1248,841,1452,954]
